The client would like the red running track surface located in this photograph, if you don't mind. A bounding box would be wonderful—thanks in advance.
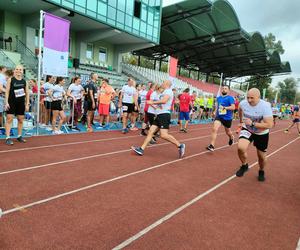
[0,120,299,250]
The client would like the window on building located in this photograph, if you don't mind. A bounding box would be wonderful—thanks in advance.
[134,0,141,18]
[99,48,107,62]
[86,43,93,59]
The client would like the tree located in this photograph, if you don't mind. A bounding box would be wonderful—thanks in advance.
[277,77,298,104]
[264,33,285,55]
[243,75,272,93]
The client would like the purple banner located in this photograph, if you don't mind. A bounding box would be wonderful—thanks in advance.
[44,13,70,52]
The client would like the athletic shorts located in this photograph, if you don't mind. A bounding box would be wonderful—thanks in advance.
[122,103,134,114]
[153,113,171,129]
[293,118,300,123]
[146,112,155,126]
[200,106,205,110]
[98,103,109,115]
[179,111,190,121]
[87,100,97,111]
[51,100,63,111]
[0,96,4,113]
[7,98,25,116]
[44,101,52,110]
[239,128,269,152]
[215,117,232,128]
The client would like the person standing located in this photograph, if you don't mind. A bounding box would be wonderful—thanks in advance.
[206,85,235,151]
[131,80,185,158]
[284,102,300,135]
[86,73,98,132]
[179,88,191,132]
[4,65,29,145]
[235,88,273,182]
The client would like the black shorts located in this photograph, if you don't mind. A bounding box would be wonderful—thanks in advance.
[239,128,269,152]
[200,106,205,110]
[146,112,155,126]
[51,100,63,111]
[87,100,96,111]
[122,103,134,114]
[153,113,171,129]
[215,117,232,128]
[44,101,52,110]
[7,99,25,116]
[293,118,300,123]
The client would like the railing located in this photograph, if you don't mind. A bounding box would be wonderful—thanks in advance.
[121,63,150,83]
[0,31,18,52]
[16,39,38,76]
[0,50,16,69]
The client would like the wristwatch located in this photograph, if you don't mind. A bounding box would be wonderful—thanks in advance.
[251,121,256,127]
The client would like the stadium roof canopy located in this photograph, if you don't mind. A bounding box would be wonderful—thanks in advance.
[134,0,291,78]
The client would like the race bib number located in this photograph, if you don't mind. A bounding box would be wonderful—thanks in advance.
[14,89,25,98]
[218,105,227,115]
[122,105,128,112]
[239,129,252,139]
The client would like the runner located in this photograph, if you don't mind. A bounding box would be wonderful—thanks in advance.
[284,102,300,135]
[118,78,138,134]
[140,83,155,136]
[98,78,115,127]
[235,88,273,182]
[67,76,84,131]
[206,85,235,151]
[131,80,185,158]
[4,65,29,145]
[50,77,67,134]
[271,102,280,126]
[179,88,191,132]
[43,75,56,128]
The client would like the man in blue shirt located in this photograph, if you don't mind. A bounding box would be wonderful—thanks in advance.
[206,85,235,151]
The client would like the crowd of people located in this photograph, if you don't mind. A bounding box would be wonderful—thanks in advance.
[0,64,299,172]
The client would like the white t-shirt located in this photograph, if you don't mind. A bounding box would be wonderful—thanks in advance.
[148,91,160,115]
[240,99,273,135]
[43,82,54,102]
[121,85,137,104]
[68,83,84,100]
[139,90,148,105]
[52,85,65,101]
[156,88,174,115]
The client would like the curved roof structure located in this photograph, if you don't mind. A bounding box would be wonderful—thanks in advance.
[134,0,291,78]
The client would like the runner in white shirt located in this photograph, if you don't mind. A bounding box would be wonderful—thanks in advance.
[235,88,273,182]
[132,80,185,158]
[118,78,138,134]
[49,77,66,134]
[67,77,84,130]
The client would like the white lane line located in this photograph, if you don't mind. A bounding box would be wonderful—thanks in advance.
[0,129,284,216]
[296,238,300,250]
[112,136,300,250]
[0,133,219,176]
[1,139,234,216]
[0,126,210,154]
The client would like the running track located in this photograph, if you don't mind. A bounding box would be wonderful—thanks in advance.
[0,120,299,249]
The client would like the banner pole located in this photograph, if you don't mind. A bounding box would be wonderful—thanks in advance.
[36,10,44,135]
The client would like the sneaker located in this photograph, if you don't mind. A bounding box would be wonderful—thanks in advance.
[130,127,139,131]
[206,144,215,152]
[284,129,289,133]
[180,129,184,132]
[131,146,144,156]
[72,126,81,131]
[56,130,64,135]
[149,138,157,145]
[5,138,14,146]
[258,170,265,182]
[179,144,186,158]
[17,136,26,143]
[236,164,249,177]
[122,128,127,134]
[183,128,187,133]
[229,136,234,146]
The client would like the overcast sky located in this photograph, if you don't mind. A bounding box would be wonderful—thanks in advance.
[163,0,300,87]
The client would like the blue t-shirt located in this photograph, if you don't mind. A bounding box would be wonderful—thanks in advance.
[294,106,299,112]
[216,95,235,120]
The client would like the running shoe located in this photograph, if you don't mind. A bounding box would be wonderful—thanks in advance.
[179,144,186,158]
[57,130,64,135]
[258,170,265,182]
[130,127,139,131]
[17,136,26,143]
[206,144,215,152]
[72,126,81,131]
[229,136,234,146]
[5,138,13,146]
[183,128,187,133]
[122,128,127,134]
[180,129,184,132]
[284,129,289,133]
[236,164,249,177]
[131,146,144,156]
[149,138,157,145]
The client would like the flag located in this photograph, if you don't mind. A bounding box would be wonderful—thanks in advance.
[42,13,70,77]
[169,56,178,77]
